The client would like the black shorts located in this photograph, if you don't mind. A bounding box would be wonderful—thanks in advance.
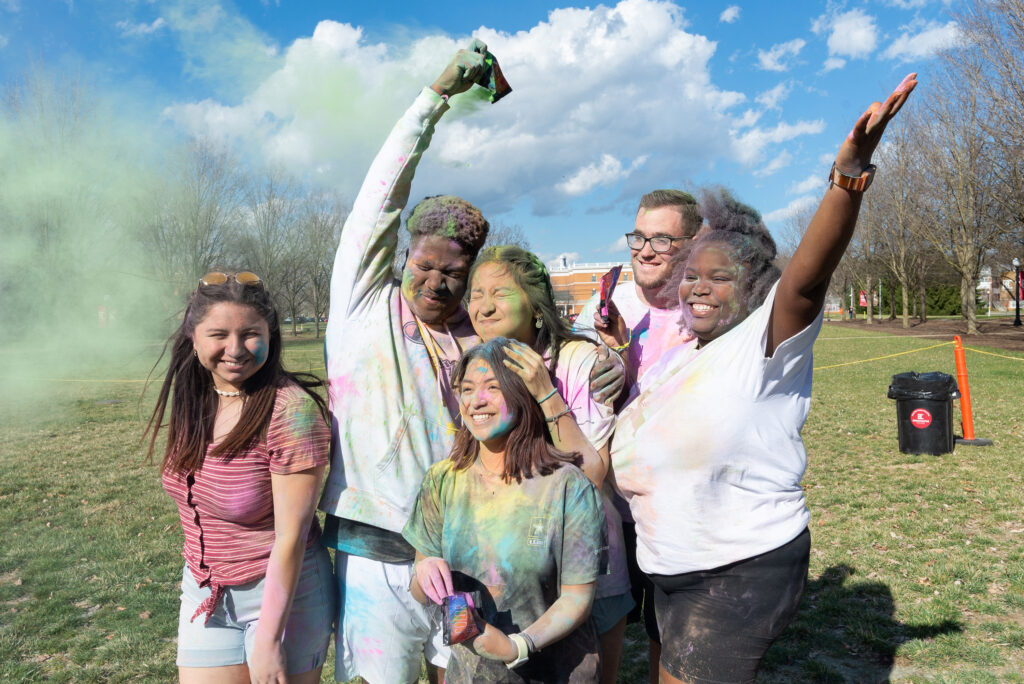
[622,521,660,644]
[648,528,810,684]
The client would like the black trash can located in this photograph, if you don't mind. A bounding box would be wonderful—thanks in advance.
[887,372,960,455]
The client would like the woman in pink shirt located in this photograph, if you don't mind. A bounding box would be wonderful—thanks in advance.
[146,272,334,684]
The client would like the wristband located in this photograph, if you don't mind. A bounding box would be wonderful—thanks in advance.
[506,633,531,669]
[610,329,632,352]
[537,388,558,404]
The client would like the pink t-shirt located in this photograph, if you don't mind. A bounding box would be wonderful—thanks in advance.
[162,383,331,622]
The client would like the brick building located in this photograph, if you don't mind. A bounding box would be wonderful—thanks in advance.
[548,257,634,319]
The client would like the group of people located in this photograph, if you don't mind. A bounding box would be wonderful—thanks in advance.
[146,40,917,684]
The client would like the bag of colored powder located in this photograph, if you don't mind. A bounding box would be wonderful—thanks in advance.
[475,51,512,103]
[442,591,480,645]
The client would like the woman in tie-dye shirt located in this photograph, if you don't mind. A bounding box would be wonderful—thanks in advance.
[403,338,607,683]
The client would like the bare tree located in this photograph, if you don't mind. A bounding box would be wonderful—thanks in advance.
[917,55,1004,334]
[146,138,243,292]
[301,192,347,339]
[873,115,930,328]
[237,168,302,294]
[953,0,1024,271]
[484,222,532,250]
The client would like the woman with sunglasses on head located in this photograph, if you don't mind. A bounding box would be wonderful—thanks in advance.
[464,246,631,684]
[611,75,917,684]
[403,338,607,683]
[146,271,335,684]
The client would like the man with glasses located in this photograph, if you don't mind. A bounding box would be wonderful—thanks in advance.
[574,188,702,684]
[581,189,703,388]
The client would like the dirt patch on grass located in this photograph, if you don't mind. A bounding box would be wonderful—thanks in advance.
[829,318,1024,352]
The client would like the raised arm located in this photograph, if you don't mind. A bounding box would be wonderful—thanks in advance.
[329,41,488,320]
[769,73,917,355]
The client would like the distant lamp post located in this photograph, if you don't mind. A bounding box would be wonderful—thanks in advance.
[1014,257,1022,327]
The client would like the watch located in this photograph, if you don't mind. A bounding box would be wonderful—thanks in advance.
[506,633,532,669]
[829,162,877,192]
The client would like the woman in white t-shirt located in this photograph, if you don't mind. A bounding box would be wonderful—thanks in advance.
[611,74,918,684]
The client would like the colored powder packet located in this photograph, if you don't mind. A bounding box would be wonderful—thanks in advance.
[599,265,623,321]
[476,51,512,103]
[442,591,481,645]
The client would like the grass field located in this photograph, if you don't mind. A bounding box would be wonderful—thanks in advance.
[1,325,1022,683]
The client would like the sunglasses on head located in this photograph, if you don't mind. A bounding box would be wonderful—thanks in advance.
[198,271,264,289]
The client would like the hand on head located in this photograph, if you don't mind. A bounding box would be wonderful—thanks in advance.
[432,39,488,98]
[835,72,917,174]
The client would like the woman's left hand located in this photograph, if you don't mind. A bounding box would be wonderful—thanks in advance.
[503,341,557,402]
[835,72,917,174]
[249,637,288,683]
[469,622,519,662]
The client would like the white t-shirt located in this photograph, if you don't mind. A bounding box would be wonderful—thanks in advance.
[611,282,822,576]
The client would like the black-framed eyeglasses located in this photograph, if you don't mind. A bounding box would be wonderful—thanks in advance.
[198,271,264,289]
[624,233,687,254]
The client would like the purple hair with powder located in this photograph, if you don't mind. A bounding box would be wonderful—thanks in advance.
[407,195,489,259]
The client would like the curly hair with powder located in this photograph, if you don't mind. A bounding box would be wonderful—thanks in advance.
[407,195,490,260]
[660,187,779,309]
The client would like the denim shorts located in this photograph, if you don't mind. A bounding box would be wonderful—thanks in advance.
[176,544,336,674]
[591,591,635,635]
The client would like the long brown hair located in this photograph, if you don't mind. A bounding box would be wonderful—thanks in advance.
[447,338,580,484]
[144,275,327,474]
[468,245,592,375]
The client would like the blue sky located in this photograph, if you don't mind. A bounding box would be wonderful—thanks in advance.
[0,0,959,265]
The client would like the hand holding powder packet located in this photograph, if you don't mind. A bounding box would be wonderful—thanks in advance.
[475,51,512,103]
[442,591,481,645]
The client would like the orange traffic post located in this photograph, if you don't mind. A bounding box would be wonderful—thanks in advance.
[952,335,993,446]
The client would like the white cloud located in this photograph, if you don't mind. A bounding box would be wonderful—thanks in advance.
[822,57,846,72]
[753,150,792,177]
[607,235,628,253]
[818,152,835,165]
[817,9,879,59]
[0,0,20,11]
[719,6,740,23]
[757,38,805,71]
[789,172,824,195]
[833,11,879,57]
[547,252,582,270]
[884,0,930,8]
[732,119,825,164]
[166,0,780,216]
[763,195,817,224]
[116,17,166,37]
[755,81,792,110]
[0,34,7,49]
[883,21,961,61]
[558,154,647,196]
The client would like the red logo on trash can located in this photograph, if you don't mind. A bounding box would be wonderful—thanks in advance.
[910,408,932,428]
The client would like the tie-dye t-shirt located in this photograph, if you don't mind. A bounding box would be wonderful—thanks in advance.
[403,458,606,683]
[612,282,822,576]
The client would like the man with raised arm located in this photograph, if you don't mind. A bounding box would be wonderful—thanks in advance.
[317,42,491,684]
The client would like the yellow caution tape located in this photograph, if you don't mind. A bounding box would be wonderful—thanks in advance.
[963,347,1024,362]
[813,341,954,371]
